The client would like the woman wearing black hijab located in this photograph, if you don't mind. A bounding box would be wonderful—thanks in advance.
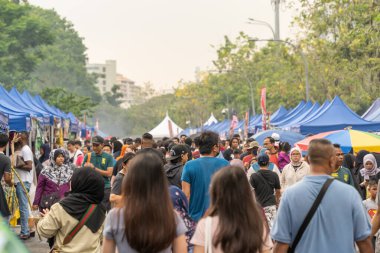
[38,143,51,165]
[112,141,123,159]
[37,167,106,253]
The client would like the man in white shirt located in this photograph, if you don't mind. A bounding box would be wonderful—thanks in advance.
[13,132,34,239]
[67,140,83,167]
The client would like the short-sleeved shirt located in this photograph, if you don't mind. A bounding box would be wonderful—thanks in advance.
[82,151,113,188]
[0,153,11,179]
[181,157,229,221]
[111,172,124,195]
[271,175,371,253]
[0,152,11,217]
[191,216,273,253]
[250,170,280,207]
[15,145,34,183]
[331,166,355,186]
[103,208,186,253]
[362,198,377,220]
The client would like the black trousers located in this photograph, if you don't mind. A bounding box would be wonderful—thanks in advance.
[102,188,111,212]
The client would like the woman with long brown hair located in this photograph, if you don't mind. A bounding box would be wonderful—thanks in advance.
[191,166,272,253]
[102,149,187,253]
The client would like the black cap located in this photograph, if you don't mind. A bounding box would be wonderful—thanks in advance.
[167,145,188,161]
[257,154,270,166]
[92,135,104,144]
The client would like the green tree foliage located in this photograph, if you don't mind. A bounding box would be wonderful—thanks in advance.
[104,85,124,107]
[0,0,54,86]
[39,87,96,118]
[294,0,380,113]
[26,7,101,103]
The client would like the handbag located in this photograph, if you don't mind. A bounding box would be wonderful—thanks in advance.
[287,178,334,253]
[15,155,25,168]
[40,192,60,210]
[49,204,98,253]
[205,216,213,253]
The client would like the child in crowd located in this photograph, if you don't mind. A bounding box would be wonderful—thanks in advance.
[363,180,378,250]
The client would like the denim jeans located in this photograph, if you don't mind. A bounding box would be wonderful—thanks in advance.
[15,182,31,236]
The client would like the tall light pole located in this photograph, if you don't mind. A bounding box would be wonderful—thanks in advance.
[248,19,310,101]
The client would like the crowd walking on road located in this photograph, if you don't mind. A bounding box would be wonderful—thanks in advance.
[1,131,380,253]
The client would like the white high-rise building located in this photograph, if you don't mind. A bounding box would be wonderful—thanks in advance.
[86,60,117,94]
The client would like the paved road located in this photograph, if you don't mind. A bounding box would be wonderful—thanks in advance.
[12,226,50,253]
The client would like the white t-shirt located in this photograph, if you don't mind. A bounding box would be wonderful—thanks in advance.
[14,145,34,184]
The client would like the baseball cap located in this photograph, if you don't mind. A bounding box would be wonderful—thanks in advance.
[247,141,259,150]
[257,154,270,166]
[167,145,188,161]
[92,135,104,144]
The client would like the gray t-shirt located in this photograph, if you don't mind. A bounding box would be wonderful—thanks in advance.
[111,172,124,195]
[104,208,187,253]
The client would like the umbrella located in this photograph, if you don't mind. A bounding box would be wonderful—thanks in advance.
[253,130,305,147]
[296,130,380,153]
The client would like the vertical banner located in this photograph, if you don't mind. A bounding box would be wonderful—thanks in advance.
[244,111,249,140]
[229,113,238,138]
[261,88,267,130]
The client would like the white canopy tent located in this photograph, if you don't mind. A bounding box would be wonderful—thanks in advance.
[149,113,183,138]
[203,113,218,126]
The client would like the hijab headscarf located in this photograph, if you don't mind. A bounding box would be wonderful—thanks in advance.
[290,147,303,167]
[169,186,195,248]
[113,140,123,159]
[38,144,51,164]
[360,154,380,178]
[40,149,74,185]
[60,167,105,233]
[355,150,370,170]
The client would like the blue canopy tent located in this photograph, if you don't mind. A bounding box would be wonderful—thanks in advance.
[0,86,49,126]
[9,88,52,126]
[280,102,320,130]
[270,106,288,122]
[271,101,306,124]
[67,112,79,133]
[362,98,380,122]
[272,101,313,127]
[33,94,68,121]
[0,111,9,133]
[253,130,305,147]
[299,96,380,135]
[0,104,31,132]
[290,100,330,132]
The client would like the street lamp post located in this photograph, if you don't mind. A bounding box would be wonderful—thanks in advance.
[248,19,310,101]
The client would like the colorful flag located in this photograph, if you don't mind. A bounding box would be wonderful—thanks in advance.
[229,114,238,138]
[261,88,267,130]
[244,111,249,139]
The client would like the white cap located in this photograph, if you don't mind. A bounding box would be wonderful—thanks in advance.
[271,133,280,141]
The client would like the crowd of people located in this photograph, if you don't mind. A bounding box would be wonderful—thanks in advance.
[0,130,380,252]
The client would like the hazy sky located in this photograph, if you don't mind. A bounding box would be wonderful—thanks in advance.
[29,0,299,90]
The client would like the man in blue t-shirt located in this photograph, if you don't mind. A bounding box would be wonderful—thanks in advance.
[271,139,373,253]
[181,131,229,222]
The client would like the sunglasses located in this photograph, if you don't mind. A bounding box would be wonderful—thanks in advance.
[92,143,100,147]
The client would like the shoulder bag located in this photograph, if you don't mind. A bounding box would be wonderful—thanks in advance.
[287,178,334,253]
[50,204,98,253]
